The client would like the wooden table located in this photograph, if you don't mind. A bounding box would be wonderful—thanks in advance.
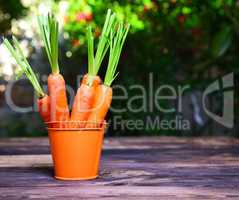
[0,137,239,199]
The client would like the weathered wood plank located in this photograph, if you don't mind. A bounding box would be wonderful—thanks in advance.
[0,137,239,199]
[1,186,239,200]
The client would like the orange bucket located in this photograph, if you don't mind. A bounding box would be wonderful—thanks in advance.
[46,121,106,180]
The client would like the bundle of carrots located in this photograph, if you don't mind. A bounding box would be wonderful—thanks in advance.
[3,9,130,128]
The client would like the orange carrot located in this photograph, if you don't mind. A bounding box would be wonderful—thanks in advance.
[70,84,95,122]
[38,14,69,122]
[86,21,130,127]
[48,73,69,121]
[71,75,101,122]
[86,85,112,126]
[37,95,51,123]
[82,74,101,87]
[69,9,115,124]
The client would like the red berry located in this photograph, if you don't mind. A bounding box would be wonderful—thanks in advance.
[177,15,186,24]
[144,5,149,12]
[85,13,93,21]
[72,39,80,47]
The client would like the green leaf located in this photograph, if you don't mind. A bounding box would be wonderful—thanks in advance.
[3,37,45,97]
[185,14,200,28]
[87,26,94,76]
[182,7,192,15]
[211,26,232,58]
[104,22,130,86]
[15,68,25,80]
[37,13,59,74]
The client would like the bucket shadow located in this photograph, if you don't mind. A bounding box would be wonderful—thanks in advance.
[31,166,54,178]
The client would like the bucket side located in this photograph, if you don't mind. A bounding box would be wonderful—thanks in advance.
[48,128,104,180]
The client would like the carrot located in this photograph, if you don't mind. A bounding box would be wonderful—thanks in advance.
[70,77,101,129]
[82,74,101,87]
[71,75,101,121]
[86,21,130,127]
[86,85,112,126]
[70,84,94,122]
[3,36,51,123]
[38,13,69,122]
[70,10,116,124]
[37,95,51,122]
[48,73,69,121]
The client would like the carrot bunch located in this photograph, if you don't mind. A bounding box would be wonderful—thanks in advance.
[86,21,130,126]
[3,9,130,129]
[71,9,116,123]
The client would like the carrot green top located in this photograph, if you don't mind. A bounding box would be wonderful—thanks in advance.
[87,26,94,77]
[3,36,45,98]
[104,22,130,87]
[86,9,116,86]
[37,13,59,74]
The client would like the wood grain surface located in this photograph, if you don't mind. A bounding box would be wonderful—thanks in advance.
[0,137,239,199]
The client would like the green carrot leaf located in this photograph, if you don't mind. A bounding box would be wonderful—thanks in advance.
[87,26,94,75]
[3,37,45,97]
[85,9,118,86]
[104,22,130,87]
[37,13,59,74]
[15,68,25,80]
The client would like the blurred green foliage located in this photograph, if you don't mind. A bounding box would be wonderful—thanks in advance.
[0,0,26,33]
[62,0,238,135]
[62,0,239,87]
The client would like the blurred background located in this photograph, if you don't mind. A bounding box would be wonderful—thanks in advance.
[0,0,238,137]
